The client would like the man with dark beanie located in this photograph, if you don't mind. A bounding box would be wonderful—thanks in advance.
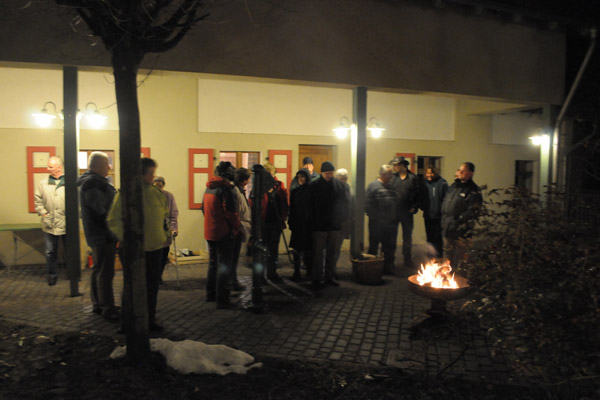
[308,161,350,288]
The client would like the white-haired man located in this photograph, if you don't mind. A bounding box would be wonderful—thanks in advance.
[77,152,119,322]
[34,156,66,286]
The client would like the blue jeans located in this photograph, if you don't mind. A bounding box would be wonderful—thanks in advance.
[45,233,65,277]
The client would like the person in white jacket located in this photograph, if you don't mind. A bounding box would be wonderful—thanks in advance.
[34,156,66,286]
[231,167,251,291]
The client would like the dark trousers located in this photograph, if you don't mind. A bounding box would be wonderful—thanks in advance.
[424,218,443,258]
[207,236,234,304]
[90,241,117,311]
[312,230,340,282]
[396,212,414,267]
[159,246,170,281]
[145,248,163,323]
[367,219,397,272]
[44,233,65,277]
[293,249,312,277]
[264,221,281,279]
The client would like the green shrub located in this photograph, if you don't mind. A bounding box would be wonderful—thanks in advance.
[459,187,600,381]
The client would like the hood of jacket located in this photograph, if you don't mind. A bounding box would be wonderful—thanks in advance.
[295,168,310,186]
[207,176,231,189]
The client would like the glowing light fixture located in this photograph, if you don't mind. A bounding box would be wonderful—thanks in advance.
[84,102,107,129]
[529,134,549,146]
[32,101,58,127]
[367,117,385,138]
[333,116,351,139]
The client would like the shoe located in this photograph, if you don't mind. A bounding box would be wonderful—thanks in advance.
[310,281,323,291]
[333,273,340,280]
[267,275,284,284]
[290,272,302,282]
[232,281,246,291]
[206,297,216,303]
[325,279,340,287]
[47,275,57,286]
[216,302,235,310]
[92,306,103,315]
[149,322,164,332]
[102,308,120,323]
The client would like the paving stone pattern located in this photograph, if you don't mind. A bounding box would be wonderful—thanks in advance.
[0,250,513,382]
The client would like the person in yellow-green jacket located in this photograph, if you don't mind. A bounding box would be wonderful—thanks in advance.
[107,157,169,332]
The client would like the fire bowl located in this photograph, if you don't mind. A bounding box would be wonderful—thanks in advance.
[407,274,470,302]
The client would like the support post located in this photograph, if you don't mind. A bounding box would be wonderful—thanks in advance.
[63,66,81,297]
[350,87,367,259]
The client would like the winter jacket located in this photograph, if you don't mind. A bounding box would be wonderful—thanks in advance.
[106,183,169,252]
[365,179,398,222]
[422,176,448,221]
[441,178,483,239]
[289,169,312,250]
[308,175,350,232]
[252,177,288,226]
[77,171,116,246]
[161,189,179,248]
[34,175,66,235]
[233,185,251,242]
[391,171,421,218]
[202,176,241,241]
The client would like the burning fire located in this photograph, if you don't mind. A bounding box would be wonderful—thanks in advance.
[416,259,458,289]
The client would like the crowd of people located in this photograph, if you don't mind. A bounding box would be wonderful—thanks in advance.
[34,152,482,329]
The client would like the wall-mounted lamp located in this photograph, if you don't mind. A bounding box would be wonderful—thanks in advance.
[367,117,385,138]
[84,102,108,129]
[32,101,108,129]
[529,134,549,146]
[32,101,58,128]
[333,116,351,139]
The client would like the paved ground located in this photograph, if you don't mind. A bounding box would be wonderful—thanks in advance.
[0,248,513,382]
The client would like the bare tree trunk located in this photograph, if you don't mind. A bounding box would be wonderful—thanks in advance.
[112,43,150,363]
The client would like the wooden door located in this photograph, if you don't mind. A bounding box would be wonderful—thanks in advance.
[298,144,334,173]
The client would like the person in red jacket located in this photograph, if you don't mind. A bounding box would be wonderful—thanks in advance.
[202,161,241,308]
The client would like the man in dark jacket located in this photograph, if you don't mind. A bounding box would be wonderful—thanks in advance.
[289,168,312,281]
[308,161,350,288]
[77,152,119,322]
[390,156,421,270]
[202,161,241,308]
[422,167,448,257]
[441,162,482,268]
[366,165,398,273]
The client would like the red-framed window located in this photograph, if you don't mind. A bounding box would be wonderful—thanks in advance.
[189,148,214,209]
[396,152,416,174]
[141,147,151,158]
[268,149,292,191]
[27,146,56,213]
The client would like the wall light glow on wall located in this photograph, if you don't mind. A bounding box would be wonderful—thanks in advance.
[32,101,58,127]
[333,116,351,139]
[529,134,549,146]
[367,117,385,138]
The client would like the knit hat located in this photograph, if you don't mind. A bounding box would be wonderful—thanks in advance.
[321,161,335,172]
[302,156,314,165]
[216,161,235,181]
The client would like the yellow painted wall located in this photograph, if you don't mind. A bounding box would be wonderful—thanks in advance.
[0,66,539,266]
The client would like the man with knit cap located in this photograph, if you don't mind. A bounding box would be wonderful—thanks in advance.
[308,161,350,288]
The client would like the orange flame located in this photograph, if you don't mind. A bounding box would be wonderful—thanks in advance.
[416,259,458,289]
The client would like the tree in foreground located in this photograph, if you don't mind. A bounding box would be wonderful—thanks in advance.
[460,187,600,391]
[56,0,205,363]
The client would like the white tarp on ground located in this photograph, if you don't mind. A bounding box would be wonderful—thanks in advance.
[110,338,263,376]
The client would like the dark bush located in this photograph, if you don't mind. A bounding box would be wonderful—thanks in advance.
[459,187,600,382]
